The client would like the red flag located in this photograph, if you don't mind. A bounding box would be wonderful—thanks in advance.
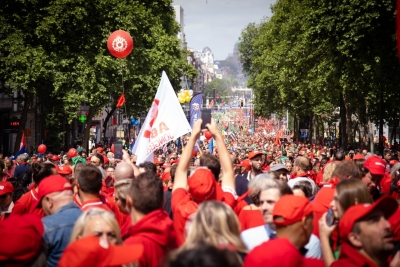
[116,93,126,108]
[208,99,214,108]
[20,132,27,150]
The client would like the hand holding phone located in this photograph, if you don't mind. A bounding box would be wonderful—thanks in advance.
[114,141,123,160]
[326,208,335,227]
[201,109,211,129]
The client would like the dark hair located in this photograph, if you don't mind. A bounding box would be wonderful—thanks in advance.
[138,161,157,174]
[91,154,104,165]
[6,177,28,203]
[128,171,163,214]
[334,151,344,161]
[292,181,313,198]
[170,164,177,184]
[332,161,362,181]
[167,243,242,267]
[200,154,221,181]
[320,157,329,168]
[384,149,392,156]
[77,165,102,194]
[31,163,56,185]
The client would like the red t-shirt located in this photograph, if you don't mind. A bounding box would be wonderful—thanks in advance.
[171,188,235,245]
[315,169,324,187]
[80,198,112,212]
[124,209,178,267]
[171,188,198,246]
[12,189,45,218]
[244,238,324,267]
[331,242,377,267]
[312,185,335,237]
[238,209,264,231]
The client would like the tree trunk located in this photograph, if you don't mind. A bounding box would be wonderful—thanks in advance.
[82,106,96,152]
[340,93,348,149]
[312,114,318,145]
[343,95,353,149]
[102,106,117,144]
[294,115,298,144]
[14,91,31,154]
[366,106,374,153]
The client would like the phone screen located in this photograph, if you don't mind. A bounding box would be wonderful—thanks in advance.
[114,141,123,160]
[201,109,211,129]
[326,208,335,227]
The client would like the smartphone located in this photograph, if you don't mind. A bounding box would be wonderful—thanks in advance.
[201,109,211,129]
[114,141,123,160]
[326,208,335,227]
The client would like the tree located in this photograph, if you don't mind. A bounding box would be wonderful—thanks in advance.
[238,0,400,147]
[0,0,196,152]
[204,78,237,104]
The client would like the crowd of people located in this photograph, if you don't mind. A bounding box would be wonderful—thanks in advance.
[0,118,399,267]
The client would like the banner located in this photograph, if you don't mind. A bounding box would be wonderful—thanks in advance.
[132,71,192,164]
[189,93,203,128]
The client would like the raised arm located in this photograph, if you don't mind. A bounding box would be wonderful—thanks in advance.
[122,150,140,177]
[173,119,202,192]
[206,119,235,190]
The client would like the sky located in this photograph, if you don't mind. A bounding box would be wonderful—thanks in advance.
[172,0,276,60]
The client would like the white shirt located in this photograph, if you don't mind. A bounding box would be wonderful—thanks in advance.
[287,177,317,195]
[241,224,322,259]
[0,201,14,214]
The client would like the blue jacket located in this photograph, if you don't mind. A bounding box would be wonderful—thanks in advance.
[235,174,252,204]
[42,202,82,267]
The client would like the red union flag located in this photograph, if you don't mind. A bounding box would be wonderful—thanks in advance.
[132,71,191,164]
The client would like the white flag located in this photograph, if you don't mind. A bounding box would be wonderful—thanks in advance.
[132,71,192,164]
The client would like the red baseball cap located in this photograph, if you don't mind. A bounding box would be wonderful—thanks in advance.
[57,165,73,175]
[353,154,365,160]
[0,181,14,195]
[171,159,180,165]
[363,156,386,175]
[249,150,263,160]
[237,159,251,169]
[37,175,72,205]
[58,235,143,267]
[389,159,399,166]
[154,159,164,165]
[0,214,44,265]
[51,155,60,161]
[389,207,400,242]
[273,195,313,227]
[339,196,398,242]
[161,163,171,169]
[188,167,222,203]
[96,147,104,153]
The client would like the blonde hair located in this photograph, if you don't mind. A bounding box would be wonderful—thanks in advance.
[114,179,133,201]
[323,162,338,183]
[70,208,122,244]
[180,201,247,254]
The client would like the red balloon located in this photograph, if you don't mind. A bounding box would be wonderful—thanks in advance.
[38,144,47,154]
[111,144,115,153]
[107,30,134,58]
[204,131,212,140]
[68,148,78,158]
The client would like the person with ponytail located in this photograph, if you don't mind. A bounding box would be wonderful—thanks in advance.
[12,162,57,218]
